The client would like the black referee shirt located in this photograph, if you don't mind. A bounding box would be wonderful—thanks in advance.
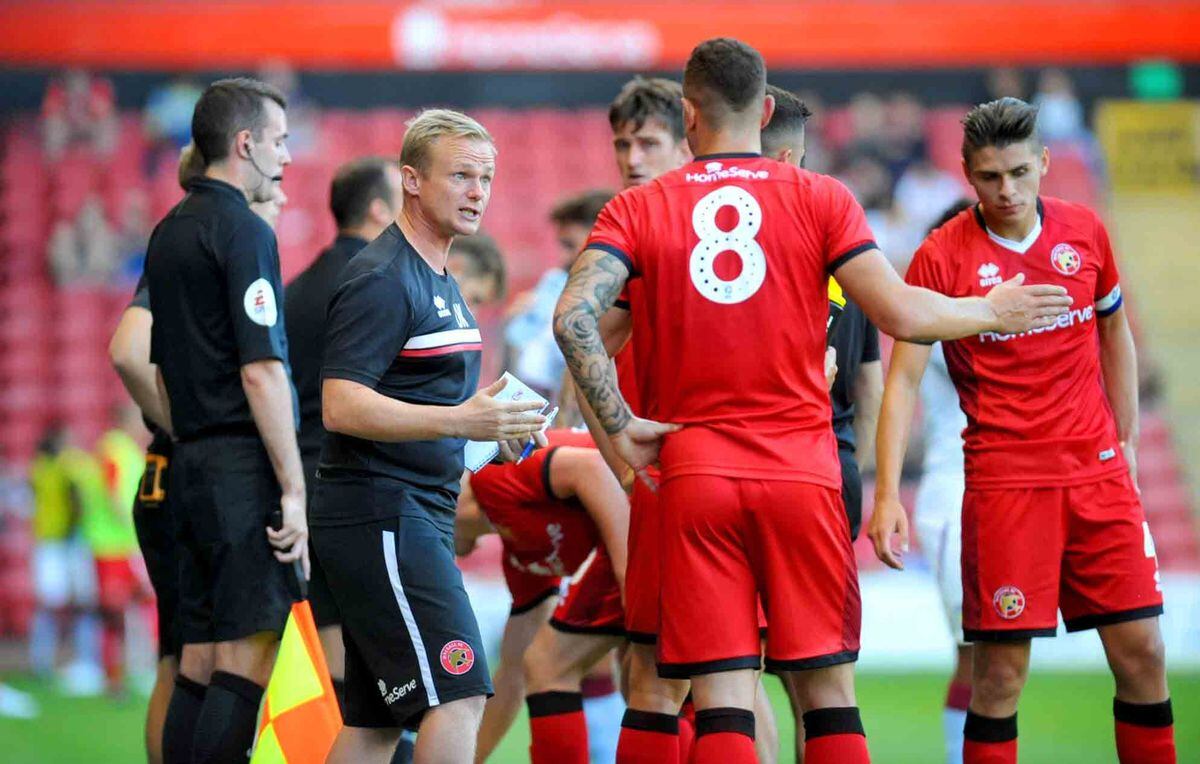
[284,235,369,463]
[146,177,297,441]
[830,298,880,453]
[315,223,482,526]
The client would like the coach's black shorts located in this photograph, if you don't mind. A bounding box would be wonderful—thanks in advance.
[132,449,179,658]
[311,480,492,729]
[839,445,863,541]
[302,451,340,629]
[173,434,292,644]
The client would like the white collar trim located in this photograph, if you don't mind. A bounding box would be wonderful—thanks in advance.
[985,214,1042,254]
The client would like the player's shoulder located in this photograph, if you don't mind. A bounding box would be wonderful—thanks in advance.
[922,204,979,254]
[1041,196,1102,236]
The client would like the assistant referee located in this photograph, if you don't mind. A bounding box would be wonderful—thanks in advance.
[145,77,306,764]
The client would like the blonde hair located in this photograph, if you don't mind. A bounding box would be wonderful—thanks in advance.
[400,109,495,173]
[177,142,206,191]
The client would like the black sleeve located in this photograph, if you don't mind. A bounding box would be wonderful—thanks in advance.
[222,220,288,365]
[129,270,149,310]
[322,271,411,388]
[861,319,880,364]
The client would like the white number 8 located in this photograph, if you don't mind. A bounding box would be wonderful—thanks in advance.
[689,186,766,304]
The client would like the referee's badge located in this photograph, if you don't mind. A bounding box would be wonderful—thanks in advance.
[439,640,475,675]
[243,278,278,327]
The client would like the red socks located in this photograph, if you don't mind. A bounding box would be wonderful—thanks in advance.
[693,707,757,764]
[947,681,972,712]
[1114,698,1176,764]
[964,711,1017,764]
[617,709,680,764]
[678,698,696,764]
[803,707,870,764]
[527,691,589,764]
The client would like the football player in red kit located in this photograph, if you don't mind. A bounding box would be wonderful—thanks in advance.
[458,430,629,763]
[870,98,1174,764]
[555,38,1073,764]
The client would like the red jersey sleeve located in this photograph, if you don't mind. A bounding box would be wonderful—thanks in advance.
[470,447,555,508]
[1092,214,1123,317]
[822,177,878,272]
[904,237,948,294]
[586,191,640,275]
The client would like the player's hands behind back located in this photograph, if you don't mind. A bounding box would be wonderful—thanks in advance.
[610,417,681,477]
[985,273,1072,334]
[867,493,909,570]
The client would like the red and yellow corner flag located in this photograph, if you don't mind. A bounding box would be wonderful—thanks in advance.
[252,600,342,763]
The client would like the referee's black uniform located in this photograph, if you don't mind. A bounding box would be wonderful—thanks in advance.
[310,223,492,729]
[829,298,880,540]
[146,176,297,645]
[283,233,368,628]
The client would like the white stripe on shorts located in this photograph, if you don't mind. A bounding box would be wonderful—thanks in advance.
[382,529,440,707]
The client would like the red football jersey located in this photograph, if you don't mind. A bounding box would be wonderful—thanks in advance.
[469,429,601,579]
[587,154,875,486]
[906,198,1127,488]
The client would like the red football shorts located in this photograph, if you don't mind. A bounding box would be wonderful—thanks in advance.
[502,557,561,616]
[95,556,140,612]
[551,545,625,635]
[624,478,662,643]
[656,475,860,677]
[962,474,1163,641]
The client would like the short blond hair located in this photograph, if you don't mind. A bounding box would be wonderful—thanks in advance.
[400,109,495,173]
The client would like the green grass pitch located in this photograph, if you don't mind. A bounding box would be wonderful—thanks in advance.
[0,671,1196,762]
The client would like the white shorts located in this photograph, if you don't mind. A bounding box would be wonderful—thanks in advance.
[914,471,965,646]
[32,538,97,609]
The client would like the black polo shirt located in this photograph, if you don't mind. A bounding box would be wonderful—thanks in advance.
[129,277,173,459]
[829,298,880,453]
[146,177,297,441]
[284,235,369,463]
[314,223,482,526]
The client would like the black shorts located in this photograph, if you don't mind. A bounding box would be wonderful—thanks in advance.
[302,451,340,629]
[839,446,863,542]
[311,481,492,729]
[173,435,292,644]
[133,449,179,659]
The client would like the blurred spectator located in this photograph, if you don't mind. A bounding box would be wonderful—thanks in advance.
[893,160,966,238]
[985,67,1027,102]
[844,92,889,162]
[143,77,202,151]
[259,60,317,158]
[91,407,150,696]
[1034,68,1089,143]
[28,425,103,696]
[41,70,117,160]
[142,76,202,178]
[503,189,612,402]
[881,93,929,178]
[794,89,831,173]
[115,189,153,286]
[47,196,120,286]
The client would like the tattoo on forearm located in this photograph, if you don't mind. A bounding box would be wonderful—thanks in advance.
[553,251,631,434]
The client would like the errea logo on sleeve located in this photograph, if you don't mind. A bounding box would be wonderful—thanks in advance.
[243,278,278,327]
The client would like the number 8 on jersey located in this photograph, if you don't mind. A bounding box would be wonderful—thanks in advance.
[690,186,766,304]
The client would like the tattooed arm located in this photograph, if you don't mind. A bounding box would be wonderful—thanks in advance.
[553,249,632,434]
[555,249,680,473]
